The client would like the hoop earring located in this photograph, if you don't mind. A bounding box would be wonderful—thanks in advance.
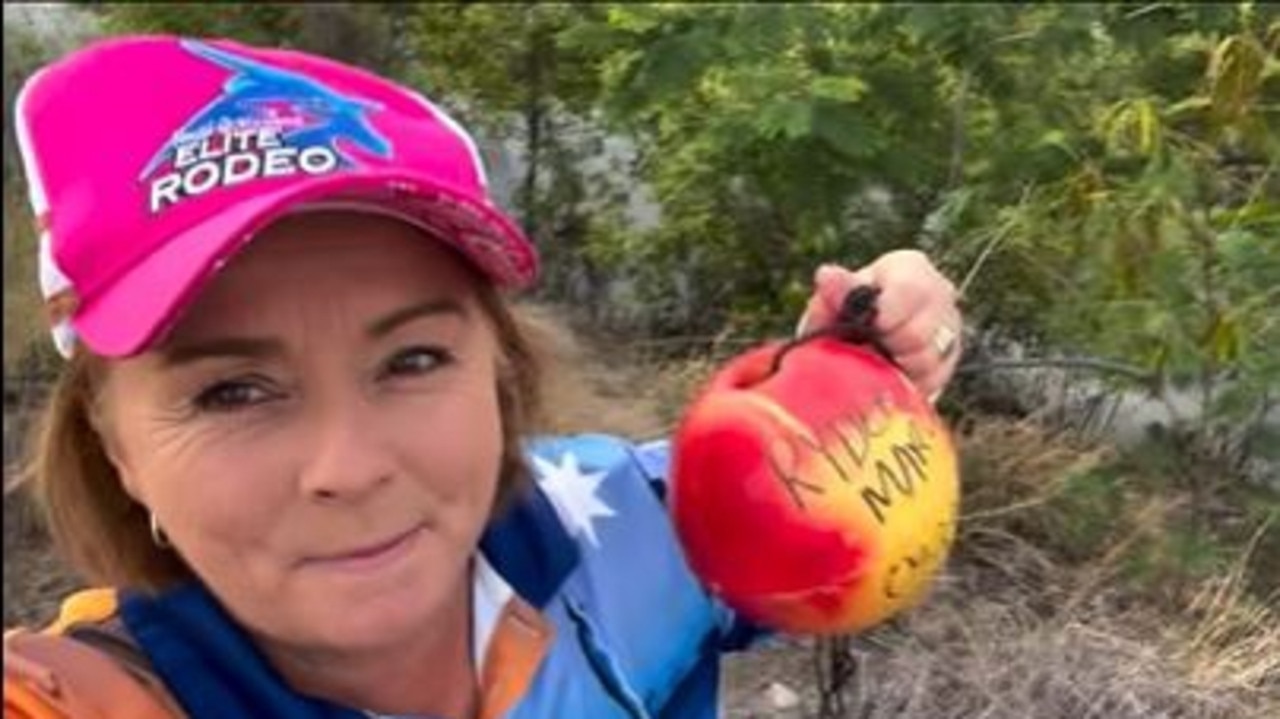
[149,512,171,549]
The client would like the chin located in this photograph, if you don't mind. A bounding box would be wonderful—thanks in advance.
[316,596,437,651]
[292,545,468,651]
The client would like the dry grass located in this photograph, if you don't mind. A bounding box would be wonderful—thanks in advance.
[954,419,1113,520]
[725,587,1276,718]
[1173,520,1280,696]
[720,411,1279,718]
[517,301,727,439]
[516,302,672,439]
[845,597,1267,719]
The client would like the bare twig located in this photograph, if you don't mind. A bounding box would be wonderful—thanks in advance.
[956,357,1157,386]
[956,186,1034,299]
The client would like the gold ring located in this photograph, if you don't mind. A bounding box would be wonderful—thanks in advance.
[933,324,959,359]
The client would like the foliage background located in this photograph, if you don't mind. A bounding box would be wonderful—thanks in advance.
[6,4,1277,449]
[3,4,1278,717]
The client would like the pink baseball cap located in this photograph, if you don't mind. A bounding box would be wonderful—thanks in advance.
[14,35,539,359]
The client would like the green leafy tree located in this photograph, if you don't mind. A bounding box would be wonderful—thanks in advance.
[568,5,964,336]
[36,5,1280,474]
[91,3,409,74]
[934,4,1280,485]
[408,4,614,311]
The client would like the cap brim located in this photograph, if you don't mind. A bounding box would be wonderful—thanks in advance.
[73,171,538,358]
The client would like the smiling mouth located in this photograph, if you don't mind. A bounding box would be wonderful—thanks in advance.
[305,524,424,573]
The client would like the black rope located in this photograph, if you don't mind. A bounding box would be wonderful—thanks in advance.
[815,634,856,718]
[767,285,897,379]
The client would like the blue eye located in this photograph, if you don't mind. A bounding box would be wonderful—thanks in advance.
[384,346,451,378]
[192,378,278,412]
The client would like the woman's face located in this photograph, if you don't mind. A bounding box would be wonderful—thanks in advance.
[98,210,504,652]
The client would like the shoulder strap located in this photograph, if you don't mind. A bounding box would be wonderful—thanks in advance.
[4,623,184,719]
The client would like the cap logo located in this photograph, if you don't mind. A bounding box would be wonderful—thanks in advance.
[140,40,392,213]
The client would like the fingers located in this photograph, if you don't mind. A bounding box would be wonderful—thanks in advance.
[808,252,957,339]
[875,299,962,358]
[890,327,963,401]
[799,250,963,401]
[797,264,870,336]
[860,250,959,335]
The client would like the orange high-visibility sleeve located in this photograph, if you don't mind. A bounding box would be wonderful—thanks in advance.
[4,628,178,719]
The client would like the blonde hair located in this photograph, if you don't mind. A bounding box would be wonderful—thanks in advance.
[21,282,552,593]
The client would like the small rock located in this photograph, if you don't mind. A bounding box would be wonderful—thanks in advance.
[764,681,800,710]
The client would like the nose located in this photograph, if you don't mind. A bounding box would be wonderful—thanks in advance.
[299,394,395,503]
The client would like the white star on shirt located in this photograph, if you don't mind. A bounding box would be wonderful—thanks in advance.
[533,452,616,548]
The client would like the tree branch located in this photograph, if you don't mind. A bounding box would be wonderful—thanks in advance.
[956,357,1157,385]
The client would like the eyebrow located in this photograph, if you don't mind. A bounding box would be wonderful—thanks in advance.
[160,337,283,367]
[160,298,468,367]
[366,298,467,339]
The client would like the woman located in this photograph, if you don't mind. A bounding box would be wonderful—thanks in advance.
[4,36,963,719]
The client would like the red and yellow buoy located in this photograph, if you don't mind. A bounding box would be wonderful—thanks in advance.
[670,337,960,635]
